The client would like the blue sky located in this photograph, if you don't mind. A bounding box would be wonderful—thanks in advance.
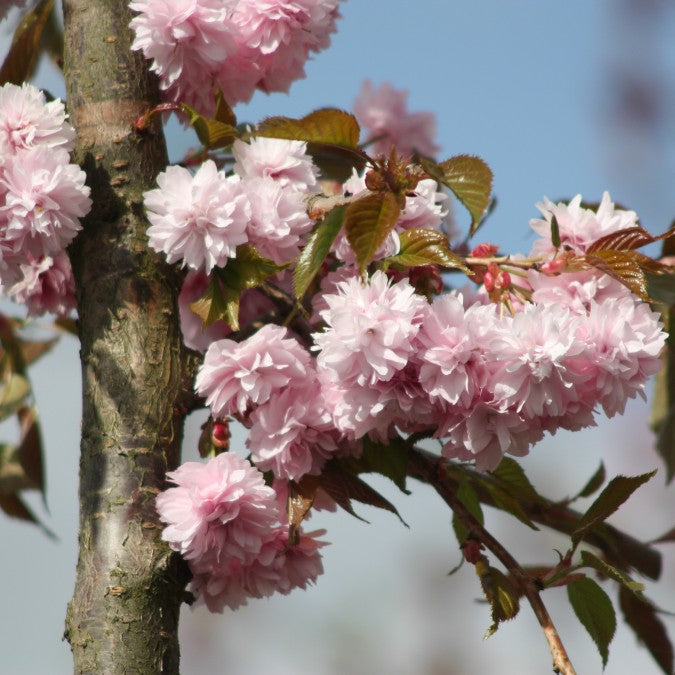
[4,2,675,673]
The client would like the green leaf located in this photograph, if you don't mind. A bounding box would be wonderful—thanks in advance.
[0,374,30,421]
[180,103,239,149]
[314,459,408,526]
[572,471,657,548]
[491,456,540,502]
[344,192,401,275]
[452,480,484,545]
[421,155,493,234]
[190,247,286,330]
[477,564,520,637]
[572,462,606,501]
[256,108,360,148]
[551,214,561,248]
[477,477,538,530]
[340,435,410,494]
[388,228,470,271]
[213,90,237,127]
[579,550,645,595]
[0,0,54,85]
[567,577,616,668]
[293,205,346,299]
[619,586,674,675]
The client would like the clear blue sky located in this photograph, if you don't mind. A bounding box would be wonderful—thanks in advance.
[4,2,675,673]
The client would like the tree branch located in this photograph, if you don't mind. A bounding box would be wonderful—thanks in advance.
[408,447,578,675]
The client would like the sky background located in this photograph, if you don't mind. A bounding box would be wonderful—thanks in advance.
[3,1,675,673]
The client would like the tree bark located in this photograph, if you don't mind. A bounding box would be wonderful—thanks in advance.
[62,1,192,672]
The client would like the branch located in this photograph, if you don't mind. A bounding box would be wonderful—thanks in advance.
[408,448,577,675]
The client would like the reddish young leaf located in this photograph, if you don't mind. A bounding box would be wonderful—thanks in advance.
[17,406,45,496]
[389,227,469,271]
[344,192,400,275]
[0,0,54,85]
[256,108,360,148]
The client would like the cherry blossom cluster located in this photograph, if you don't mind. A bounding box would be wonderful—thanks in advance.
[155,451,325,611]
[0,83,91,316]
[150,93,665,612]
[129,0,341,114]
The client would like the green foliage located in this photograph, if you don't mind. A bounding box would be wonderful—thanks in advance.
[299,458,408,527]
[344,435,410,494]
[571,462,606,501]
[420,155,493,233]
[180,102,239,149]
[451,480,484,545]
[476,562,520,637]
[619,587,674,675]
[579,550,645,595]
[571,471,657,549]
[567,577,616,668]
[189,246,286,330]
[344,192,400,275]
[293,205,346,299]
[387,227,469,271]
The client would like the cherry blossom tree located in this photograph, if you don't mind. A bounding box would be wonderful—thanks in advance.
[1,2,675,674]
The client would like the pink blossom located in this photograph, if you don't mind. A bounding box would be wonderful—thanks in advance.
[195,323,312,417]
[241,176,313,263]
[189,525,326,611]
[530,192,638,257]
[144,161,250,272]
[314,271,428,387]
[416,294,497,408]
[156,451,279,565]
[129,0,236,102]
[568,297,666,417]
[247,378,338,479]
[0,83,74,155]
[440,403,544,472]
[0,147,91,267]
[233,137,318,190]
[489,303,587,418]
[397,178,450,231]
[5,252,76,316]
[529,269,632,314]
[354,80,439,158]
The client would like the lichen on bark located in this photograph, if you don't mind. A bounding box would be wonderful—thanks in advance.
[62,1,192,672]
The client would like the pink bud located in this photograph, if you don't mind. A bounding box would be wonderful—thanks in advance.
[470,242,499,258]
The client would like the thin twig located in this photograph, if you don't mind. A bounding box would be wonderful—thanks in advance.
[408,448,577,675]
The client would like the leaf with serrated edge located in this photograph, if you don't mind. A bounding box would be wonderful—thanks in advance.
[491,457,540,502]
[317,460,408,526]
[423,155,492,233]
[294,205,345,299]
[345,192,400,275]
[572,462,606,501]
[572,471,656,548]
[478,565,520,638]
[567,577,616,668]
[257,108,360,148]
[579,550,645,595]
[389,227,469,271]
[619,586,674,675]
[354,435,409,494]
[583,250,651,300]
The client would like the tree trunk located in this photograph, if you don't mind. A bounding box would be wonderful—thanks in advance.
[62,1,192,672]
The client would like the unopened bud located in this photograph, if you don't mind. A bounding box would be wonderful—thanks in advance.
[470,242,499,258]
[212,420,231,450]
